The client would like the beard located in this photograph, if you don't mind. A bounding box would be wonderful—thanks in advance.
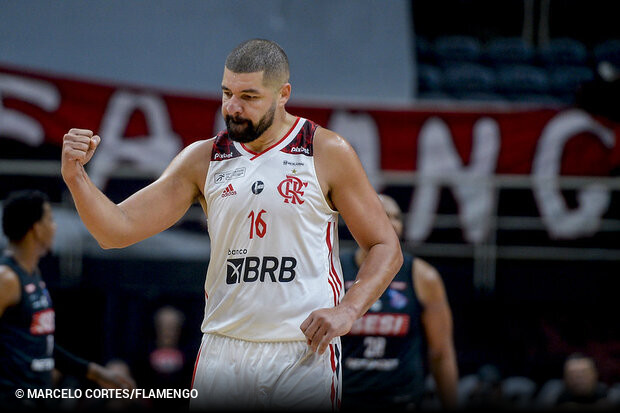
[225,103,276,144]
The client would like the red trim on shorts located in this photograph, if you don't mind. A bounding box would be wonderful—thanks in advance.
[241,117,301,160]
[190,342,203,389]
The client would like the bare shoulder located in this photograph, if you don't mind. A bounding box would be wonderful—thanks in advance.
[176,138,215,167]
[163,138,215,190]
[313,126,364,181]
[313,126,355,156]
[413,258,447,304]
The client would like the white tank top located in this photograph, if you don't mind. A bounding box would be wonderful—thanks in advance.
[202,117,344,341]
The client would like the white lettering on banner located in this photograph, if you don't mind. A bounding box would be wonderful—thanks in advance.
[0,74,60,146]
[89,91,182,187]
[407,116,500,243]
[328,110,383,190]
[533,109,614,239]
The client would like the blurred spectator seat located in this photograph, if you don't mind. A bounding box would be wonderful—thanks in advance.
[549,65,595,96]
[417,91,453,101]
[538,37,589,66]
[496,64,549,95]
[457,374,480,406]
[608,383,620,407]
[593,39,620,67]
[434,35,482,63]
[535,378,564,409]
[501,376,537,408]
[417,64,443,92]
[443,63,496,94]
[484,37,535,65]
[454,92,507,102]
[506,93,564,105]
[416,36,436,63]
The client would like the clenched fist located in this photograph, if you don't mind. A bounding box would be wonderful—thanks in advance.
[61,128,100,180]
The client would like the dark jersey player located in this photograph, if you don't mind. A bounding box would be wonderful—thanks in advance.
[0,190,135,409]
[341,195,459,411]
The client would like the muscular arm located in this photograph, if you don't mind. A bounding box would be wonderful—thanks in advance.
[61,129,211,248]
[0,266,21,317]
[414,258,459,409]
[300,128,403,354]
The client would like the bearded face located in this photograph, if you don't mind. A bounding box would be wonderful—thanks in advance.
[225,101,276,143]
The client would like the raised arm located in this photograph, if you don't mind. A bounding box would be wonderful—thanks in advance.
[300,128,403,354]
[61,129,210,249]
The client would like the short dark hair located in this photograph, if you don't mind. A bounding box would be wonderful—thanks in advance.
[225,39,290,87]
[2,190,49,242]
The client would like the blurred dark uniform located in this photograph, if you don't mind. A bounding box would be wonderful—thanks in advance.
[0,255,55,409]
[340,252,426,411]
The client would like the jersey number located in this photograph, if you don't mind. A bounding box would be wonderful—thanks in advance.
[248,209,267,239]
[363,336,387,358]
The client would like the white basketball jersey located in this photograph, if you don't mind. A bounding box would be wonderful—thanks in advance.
[202,117,344,341]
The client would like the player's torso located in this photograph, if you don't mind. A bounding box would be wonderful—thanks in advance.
[0,255,55,390]
[202,118,343,341]
[340,252,426,401]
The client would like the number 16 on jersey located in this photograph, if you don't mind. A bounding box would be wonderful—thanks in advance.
[248,209,267,239]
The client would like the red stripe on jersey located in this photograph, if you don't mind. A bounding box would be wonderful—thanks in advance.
[325,222,342,304]
[327,223,342,291]
[242,117,301,160]
[325,223,339,305]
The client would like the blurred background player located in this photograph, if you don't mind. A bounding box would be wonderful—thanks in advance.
[340,194,459,411]
[0,190,135,410]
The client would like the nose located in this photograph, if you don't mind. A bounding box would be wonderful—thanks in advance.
[224,95,243,117]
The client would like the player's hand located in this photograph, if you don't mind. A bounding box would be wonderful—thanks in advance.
[87,362,136,390]
[300,305,357,354]
[61,128,100,179]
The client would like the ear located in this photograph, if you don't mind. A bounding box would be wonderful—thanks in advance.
[278,83,291,107]
[31,220,44,240]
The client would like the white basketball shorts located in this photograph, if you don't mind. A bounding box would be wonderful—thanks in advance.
[190,333,341,411]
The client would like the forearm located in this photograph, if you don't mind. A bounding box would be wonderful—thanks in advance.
[63,163,133,248]
[339,242,403,318]
[429,350,459,409]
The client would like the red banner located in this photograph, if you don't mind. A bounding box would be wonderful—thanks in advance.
[1,64,619,242]
[1,63,618,175]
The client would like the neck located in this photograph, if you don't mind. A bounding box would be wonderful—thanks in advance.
[6,242,40,274]
[243,112,295,153]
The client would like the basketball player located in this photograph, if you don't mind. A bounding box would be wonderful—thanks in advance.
[60,39,402,410]
[340,195,458,411]
[0,190,135,409]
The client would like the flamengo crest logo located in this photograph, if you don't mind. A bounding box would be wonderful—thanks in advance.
[277,175,308,204]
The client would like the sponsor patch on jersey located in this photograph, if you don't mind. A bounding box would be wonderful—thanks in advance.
[348,313,410,336]
[387,289,408,309]
[214,167,246,184]
[251,181,264,195]
[389,281,407,291]
[30,308,55,335]
[226,256,297,284]
[283,160,304,167]
[221,184,237,198]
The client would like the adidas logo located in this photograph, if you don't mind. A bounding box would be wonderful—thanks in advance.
[221,184,237,198]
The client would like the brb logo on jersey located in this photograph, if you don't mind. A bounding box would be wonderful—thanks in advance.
[277,175,308,204]
[226,256,297,284]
